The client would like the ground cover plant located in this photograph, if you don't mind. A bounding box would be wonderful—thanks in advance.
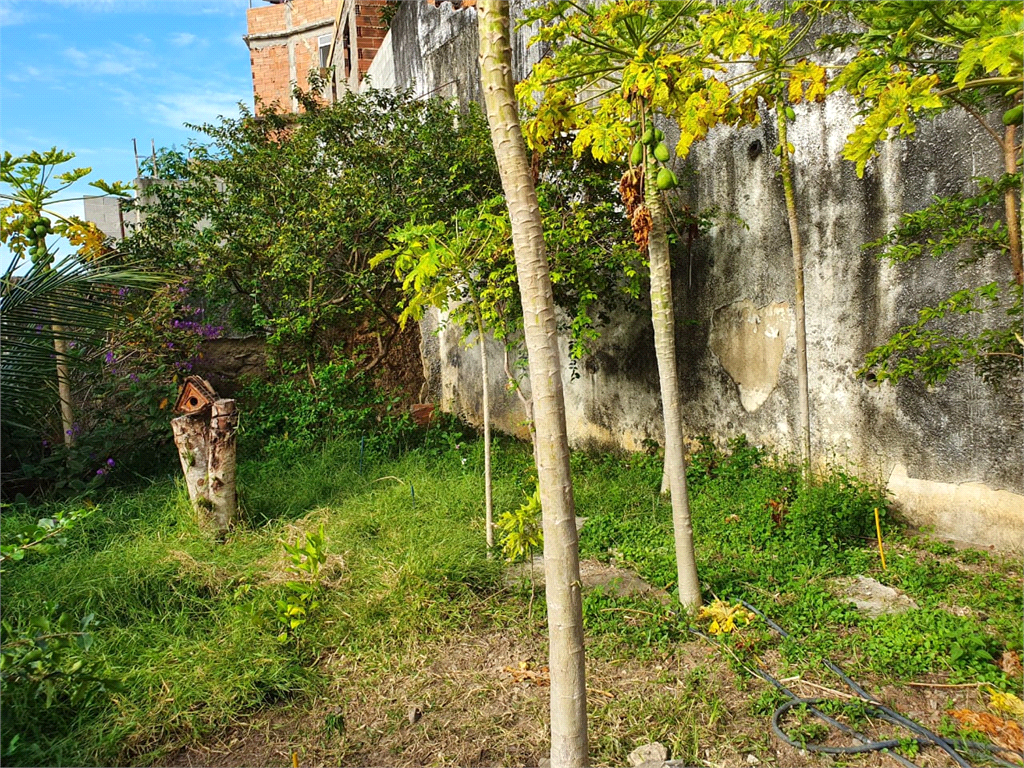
[2,431,1019,767]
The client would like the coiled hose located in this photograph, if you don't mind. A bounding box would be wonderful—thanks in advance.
[689,600,1024,768]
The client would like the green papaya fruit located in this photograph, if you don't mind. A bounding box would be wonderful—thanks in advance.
[655,128,664,141]
[641,127,655,145]
[656,167,675,190]
[35,224,48,237]
[654,142,670,162]
[631,143,644,165]
[785,106,796,121]
[1003,105,1023,126]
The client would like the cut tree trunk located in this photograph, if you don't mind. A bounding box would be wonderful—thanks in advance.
[171,413,210,512]
[207,399,239,535]
[777,103,812,471]
[644,156,702,612]
[478,1,588,764]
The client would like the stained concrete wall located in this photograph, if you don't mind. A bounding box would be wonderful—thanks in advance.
[375,2,1023,552]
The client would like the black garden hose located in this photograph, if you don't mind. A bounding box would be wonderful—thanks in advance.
[689,600,1024,768]
[741,600,976,768]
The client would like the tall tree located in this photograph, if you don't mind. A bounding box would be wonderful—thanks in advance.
[1,150,139,446]
[476,1,588,763]
[518,0,715,609]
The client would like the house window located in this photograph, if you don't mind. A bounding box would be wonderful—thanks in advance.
[318,33,332,69]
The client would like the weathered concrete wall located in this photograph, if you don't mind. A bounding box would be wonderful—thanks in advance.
[381,2,1023,551]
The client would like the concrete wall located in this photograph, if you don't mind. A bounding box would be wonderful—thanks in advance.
[370,3,1023,552]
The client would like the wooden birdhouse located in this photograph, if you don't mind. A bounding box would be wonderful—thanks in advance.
[174,376,219,415]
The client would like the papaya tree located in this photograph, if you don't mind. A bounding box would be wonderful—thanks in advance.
[518,0,733,610]
[691,1,835,471]
[476,0,588,762]
[375,201,512,549]
[827,0,1023,385]
[0,150,138,447]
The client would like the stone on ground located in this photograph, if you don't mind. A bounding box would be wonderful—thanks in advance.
[831,575,918,618]
[628,742,668,767]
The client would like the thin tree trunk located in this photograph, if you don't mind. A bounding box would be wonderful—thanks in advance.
[52,328,74,447]
[208,399,238,535]
[777,103,811,471]
[643,156,702,612]
[172,413,210,511]
[477,315,494,550]
[477,2,588,765]
[1004,124,1021,285]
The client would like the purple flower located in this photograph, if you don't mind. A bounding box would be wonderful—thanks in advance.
[105,351,116,365]
[167,342,174,349]
[107,458,115,467]
[34,324,43,332]
[96,468,106,476]
[129,373,140,383]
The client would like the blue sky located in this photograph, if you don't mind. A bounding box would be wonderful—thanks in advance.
[1,0,254,223]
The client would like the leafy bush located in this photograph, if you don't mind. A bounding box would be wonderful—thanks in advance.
[237,358,412,453]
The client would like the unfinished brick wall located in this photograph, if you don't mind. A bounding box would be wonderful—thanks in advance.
[246,0,390,110]
[250,43,292,111]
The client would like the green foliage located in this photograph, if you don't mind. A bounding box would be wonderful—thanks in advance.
[120,88,500,368]
[275,526,327,644]
[828,1,1023,176]
[0,606,119,709]
[0,505,93,564]
[237,358,410,453]
[857,174,1023,386]
[497,488,543,563]
[380,146,642,371]
[1,150,164,496]
[860,609,1001,682]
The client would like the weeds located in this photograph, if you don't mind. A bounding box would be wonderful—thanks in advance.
[0,433,1020,766]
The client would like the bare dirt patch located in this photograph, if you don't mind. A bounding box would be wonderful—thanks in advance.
[158,624,1005,768]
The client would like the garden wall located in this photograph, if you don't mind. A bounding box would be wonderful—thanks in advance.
[371,2,1023,552]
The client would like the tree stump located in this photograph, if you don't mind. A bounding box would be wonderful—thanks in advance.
[171,413,210,510]
[207,399,238,535]
[170,377,238,537]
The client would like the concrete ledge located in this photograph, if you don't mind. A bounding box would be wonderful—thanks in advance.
[887,463,1024,553]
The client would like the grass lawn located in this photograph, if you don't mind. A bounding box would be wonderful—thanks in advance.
[2,427,1021,767]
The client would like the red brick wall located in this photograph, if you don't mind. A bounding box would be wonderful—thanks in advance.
[247,0,390,107]
[250,43,291,110]
[354,1,388,78]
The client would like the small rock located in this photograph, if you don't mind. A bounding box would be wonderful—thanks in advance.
[407,704,422,724]
[746,754,760,765]
[628,742,668,767]
[832,575,918,618]
[538,759,551,768]
[637,761,665,768]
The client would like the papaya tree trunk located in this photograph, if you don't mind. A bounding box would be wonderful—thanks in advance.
[478,2,588,764]
[643,156,702,612]
[52,328,75,447]
[777,103,811,471]
[1004,124,1021,285]
[477,314,494,550]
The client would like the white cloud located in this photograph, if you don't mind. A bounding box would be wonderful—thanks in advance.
[170,32,199,47]
[152,91,245,128]
[0,2,32,26]
[62,46,138,77]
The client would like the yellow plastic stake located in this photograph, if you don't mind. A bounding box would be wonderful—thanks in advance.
[874,508,887,571]
[292,752,299,768]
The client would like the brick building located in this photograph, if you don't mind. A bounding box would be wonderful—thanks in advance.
[245,0,390,112]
